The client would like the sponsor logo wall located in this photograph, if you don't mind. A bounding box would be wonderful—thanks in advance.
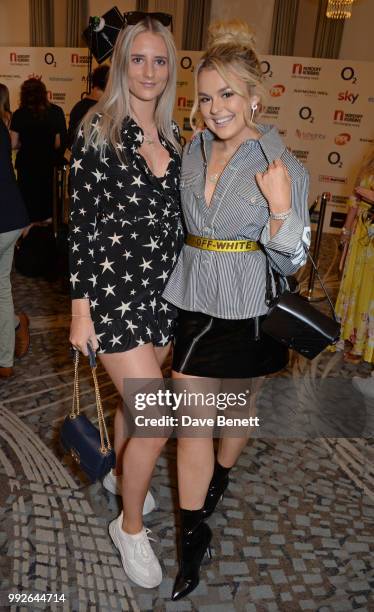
[3,48,91,113]
[1,49,373,233]
[176,53,374,233]
[259,56,373,232]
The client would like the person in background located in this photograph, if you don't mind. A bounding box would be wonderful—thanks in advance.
[67,64,110,148]
[337,150,374,364]
[337,149,374,396]
[0,83,30,378]
[10,78,65,223]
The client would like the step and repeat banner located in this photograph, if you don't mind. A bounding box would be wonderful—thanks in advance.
[1,48,373,232]
[175,52,374,233]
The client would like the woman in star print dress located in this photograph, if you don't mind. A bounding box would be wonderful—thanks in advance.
[70,117,182,351]
[69,15,183,589]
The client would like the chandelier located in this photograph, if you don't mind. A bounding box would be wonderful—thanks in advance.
[326,0,355,19]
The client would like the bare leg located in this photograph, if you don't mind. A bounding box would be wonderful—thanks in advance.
[216,437,250,468]
[217,377,263,468]
[112,402,127,475]
[100,343,170,534]
[103,343,171,476]
[172,370,220,510]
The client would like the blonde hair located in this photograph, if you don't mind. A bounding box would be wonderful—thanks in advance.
[190,20,266,129]
[82,17,180,159]
[355,147,374,188]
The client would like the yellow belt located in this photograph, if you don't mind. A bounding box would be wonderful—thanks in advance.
[185,234,260,252]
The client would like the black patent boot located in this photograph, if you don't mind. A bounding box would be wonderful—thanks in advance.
[171,508,212,601]
[202,460,231,519]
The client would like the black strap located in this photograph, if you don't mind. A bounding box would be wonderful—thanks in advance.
[265,251,338,322]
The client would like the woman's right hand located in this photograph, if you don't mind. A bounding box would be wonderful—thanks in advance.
[69,316,99,356]
[355,186,374,204]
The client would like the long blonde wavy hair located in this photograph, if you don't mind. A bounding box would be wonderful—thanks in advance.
[190,20,266,130]
[82,17,180,159]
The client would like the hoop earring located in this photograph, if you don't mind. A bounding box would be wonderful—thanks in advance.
[250,103,258,124]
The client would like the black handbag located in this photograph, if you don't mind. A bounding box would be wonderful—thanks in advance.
[60,345,115,482]
[261,253,340,360]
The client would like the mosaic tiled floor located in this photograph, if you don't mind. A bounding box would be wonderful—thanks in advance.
[0,236,373,611]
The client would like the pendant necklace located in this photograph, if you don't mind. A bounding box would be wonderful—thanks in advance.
[208,171,220,184]
[132,112,157,145]
[208,156,231,184]
[143,132,156,146]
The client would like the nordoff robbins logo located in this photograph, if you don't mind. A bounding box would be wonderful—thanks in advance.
[10,52,30,64]
[292,63,321,77]
[71,54,89,65]
[333,110,363,125]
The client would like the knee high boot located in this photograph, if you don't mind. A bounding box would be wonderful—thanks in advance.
[202,460,231,519]
[171,508,212,601]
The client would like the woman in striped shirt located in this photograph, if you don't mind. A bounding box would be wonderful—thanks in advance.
[163,20,310,600]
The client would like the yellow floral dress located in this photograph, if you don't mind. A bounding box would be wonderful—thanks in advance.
[335,173,374,363]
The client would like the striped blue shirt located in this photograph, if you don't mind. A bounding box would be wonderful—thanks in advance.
[163,124,310,319]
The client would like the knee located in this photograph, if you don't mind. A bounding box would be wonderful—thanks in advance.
[140,436,169,455]
[178,438,212,455]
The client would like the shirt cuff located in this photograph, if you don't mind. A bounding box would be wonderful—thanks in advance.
[260,209,304,253]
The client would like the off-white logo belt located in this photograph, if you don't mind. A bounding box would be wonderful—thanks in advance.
[185,234,260,252]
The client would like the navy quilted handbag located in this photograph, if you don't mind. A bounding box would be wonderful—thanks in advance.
[60,345,115,482]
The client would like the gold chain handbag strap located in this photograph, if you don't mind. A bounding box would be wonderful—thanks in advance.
[70,346,112,455]
[90,363,112,454]
[70,348,80,418]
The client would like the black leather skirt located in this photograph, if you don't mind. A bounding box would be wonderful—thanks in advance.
[172,308,289,378]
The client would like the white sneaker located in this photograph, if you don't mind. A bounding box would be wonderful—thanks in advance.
[352,376,374,399]
[103,471,156,515]
[109,512,162,588]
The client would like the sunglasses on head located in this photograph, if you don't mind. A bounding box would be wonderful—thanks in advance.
[123,11,173,31]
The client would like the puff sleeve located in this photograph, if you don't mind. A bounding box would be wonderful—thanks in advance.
[68,129,103,299]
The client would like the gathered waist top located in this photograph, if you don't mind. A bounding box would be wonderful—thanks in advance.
[163,124,311,319]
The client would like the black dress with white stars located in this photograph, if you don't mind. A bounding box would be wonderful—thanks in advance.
[68,116,184,353]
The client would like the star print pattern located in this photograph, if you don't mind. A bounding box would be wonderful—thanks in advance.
[69,116,184,353]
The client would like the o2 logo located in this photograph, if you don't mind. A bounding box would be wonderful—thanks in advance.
[260,60,273,78]
[341,66,357,84]
[44,52,56,67]
[299,106,314,123]
[180,56,194,72]
[328,151,343,168]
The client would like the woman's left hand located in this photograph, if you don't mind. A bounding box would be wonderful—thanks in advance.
[255,159,291,214]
